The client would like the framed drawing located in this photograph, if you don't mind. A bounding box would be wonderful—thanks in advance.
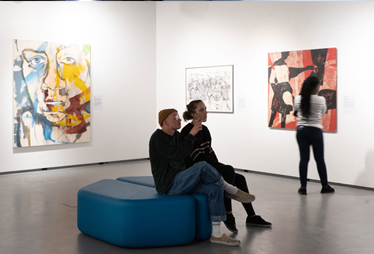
[186,65,234,113]
[13,39,91,147]
[268,48,337,131]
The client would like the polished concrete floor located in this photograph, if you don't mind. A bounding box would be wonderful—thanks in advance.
[1,160,373,254]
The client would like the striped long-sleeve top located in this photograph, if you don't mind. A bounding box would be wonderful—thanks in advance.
[180,123,223,169]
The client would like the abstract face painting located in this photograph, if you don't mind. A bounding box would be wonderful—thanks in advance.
[13,39,91,147]
[268,48,337,131]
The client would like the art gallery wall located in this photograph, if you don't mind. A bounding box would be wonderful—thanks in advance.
[156,1,374,188]
[0,1,156,173]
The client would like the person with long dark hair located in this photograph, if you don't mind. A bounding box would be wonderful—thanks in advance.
[181,100,271,233]
[293,76,335,195]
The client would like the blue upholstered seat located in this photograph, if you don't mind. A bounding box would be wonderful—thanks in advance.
[116,176,156,188]
[116,176,212,240]
[77,179,196,248]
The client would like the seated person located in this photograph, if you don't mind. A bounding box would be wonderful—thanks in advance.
[181,100,272,233]
[149,108,256,246]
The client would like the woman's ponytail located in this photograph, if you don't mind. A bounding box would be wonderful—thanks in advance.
[183,100,203,121]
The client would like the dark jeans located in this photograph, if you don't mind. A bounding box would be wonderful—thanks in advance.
[215,164,255,217]
[296,126,328,187]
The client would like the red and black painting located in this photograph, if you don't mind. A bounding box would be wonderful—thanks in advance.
[268,48,337,132]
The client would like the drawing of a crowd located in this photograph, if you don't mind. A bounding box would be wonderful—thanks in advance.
[187,75,231,111]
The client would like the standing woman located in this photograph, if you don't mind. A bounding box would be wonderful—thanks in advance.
[293,76,335,195]
[181,100,271,233]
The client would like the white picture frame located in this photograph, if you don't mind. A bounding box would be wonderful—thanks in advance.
[186,65,234,113]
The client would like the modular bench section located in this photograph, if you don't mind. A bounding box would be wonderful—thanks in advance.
[77,177,212,248]
[116,176,212,240]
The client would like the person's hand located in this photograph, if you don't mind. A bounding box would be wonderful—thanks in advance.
[189,119,202,136]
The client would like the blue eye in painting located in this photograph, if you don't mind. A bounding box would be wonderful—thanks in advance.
[28,56,46,69]
[61,57,76,65]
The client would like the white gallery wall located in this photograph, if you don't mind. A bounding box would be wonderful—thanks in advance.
[0,2,156,173]
[156,1,374,188]
[2,1,374,189]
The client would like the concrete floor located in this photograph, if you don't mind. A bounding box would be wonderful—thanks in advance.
[0,160,373,254]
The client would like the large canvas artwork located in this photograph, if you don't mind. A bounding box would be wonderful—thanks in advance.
[268,48,337,131]
[13,39,91,147]
[186,65,233,113]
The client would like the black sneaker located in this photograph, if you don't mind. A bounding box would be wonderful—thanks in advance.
[321,185,335,194]
[298,187,307,195]
[223,214,238,233]
[246,215,272,228]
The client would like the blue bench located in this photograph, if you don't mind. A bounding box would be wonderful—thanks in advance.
[116,176,212,240]
[116,176,156,188]
[77,177,212,248]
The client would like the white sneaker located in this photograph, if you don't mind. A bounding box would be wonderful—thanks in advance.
[225,189,255,203]
[210,233,240,246]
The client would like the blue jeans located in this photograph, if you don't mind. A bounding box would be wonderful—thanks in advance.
[168,161,226,222]
[296,126,328,187]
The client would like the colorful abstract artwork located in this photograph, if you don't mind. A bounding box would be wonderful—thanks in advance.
[13,39,91,147]
[268,48,337,131]
[186,65,233,113]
